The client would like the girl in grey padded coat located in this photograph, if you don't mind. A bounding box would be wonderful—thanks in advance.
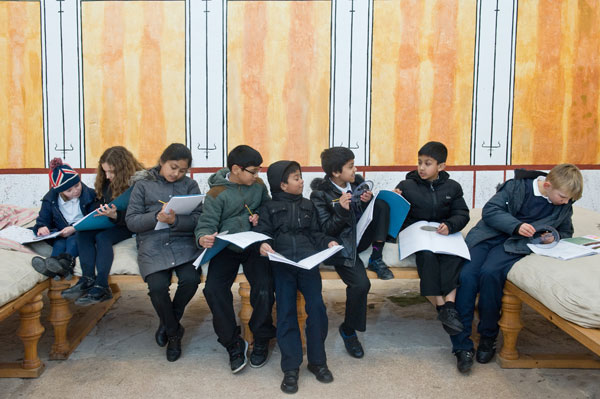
[125,144,202,362]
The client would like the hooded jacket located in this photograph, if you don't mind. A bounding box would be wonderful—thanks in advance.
[395,170,469,234]
[33,183,97,235]
[253,161,335,263]
[465,169,575,254]
[309,174,370,267]
[125,167,202,279]
[194,167,270,250]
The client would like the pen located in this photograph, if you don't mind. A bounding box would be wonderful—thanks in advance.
[245,204,254,216]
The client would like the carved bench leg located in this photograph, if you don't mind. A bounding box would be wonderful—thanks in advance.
[238,282,253,345]
[48,278,73,360]
[297,291,307,350]
[498,287,523,362]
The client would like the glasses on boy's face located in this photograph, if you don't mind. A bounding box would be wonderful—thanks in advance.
[242,167,261,176]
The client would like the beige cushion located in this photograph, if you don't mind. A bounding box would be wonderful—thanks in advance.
[73,238,141,276]
[0,249,47,308]
[508,206,600,328]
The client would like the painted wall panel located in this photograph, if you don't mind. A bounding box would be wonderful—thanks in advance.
[227,1,331,166]
[0,2,43,168]
[512,0,600,164]
[370,0,476,166]
[81,1,185,167]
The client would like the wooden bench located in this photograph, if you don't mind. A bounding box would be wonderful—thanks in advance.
[498,281,600,369]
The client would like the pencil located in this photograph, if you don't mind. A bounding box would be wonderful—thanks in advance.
[245,204,254,216]
[158,200,167,204]
[331,198,340,203]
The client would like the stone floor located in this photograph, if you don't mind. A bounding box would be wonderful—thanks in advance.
[1,280,599,399]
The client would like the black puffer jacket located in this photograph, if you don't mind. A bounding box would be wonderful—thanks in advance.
[253,192,334,262]
[309,174,370,267]
[395,170,470,234]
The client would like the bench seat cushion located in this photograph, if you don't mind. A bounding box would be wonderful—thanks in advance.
[0,249,47,308]
[508,207,600,328]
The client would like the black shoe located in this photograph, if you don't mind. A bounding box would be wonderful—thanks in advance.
[307,363,334,383]
[281,369,299,394]
[339,324,364,358]
[367,258,394,280]
[437,305,464,336]
[227,337,248,374]
[250,339,270,368]
[155,325,167,347]
[476,336,497,364]
[31,256,57,278]
[56,253,76,279]
[61,276,95,300]
[166,325,184,362]
[74,285,112,306]
[455,349,474,373]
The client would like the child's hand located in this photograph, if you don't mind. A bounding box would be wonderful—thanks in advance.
[436,223,449,236]
[360,190,373,203]
[393,188,402,195]
[157,205,176,225]
[199,232,218,248]
[96,203,117,219]
[37,226,50,236]
[259,243,274,256]
[249,214,259,227]
[60,226,76,237]
[518,223,536,237]
[338,192,352,210]
[328,241,339,248]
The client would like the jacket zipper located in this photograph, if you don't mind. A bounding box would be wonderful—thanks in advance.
[430,183,438,220]
[291,202,298,259]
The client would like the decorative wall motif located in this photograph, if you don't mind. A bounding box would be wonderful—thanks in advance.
[512,0,600,164]
[0,1,43,168]
[227,1,331,166]
[370,0,476,166]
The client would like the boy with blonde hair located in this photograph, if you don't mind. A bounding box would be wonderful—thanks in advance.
[452,164,583,373]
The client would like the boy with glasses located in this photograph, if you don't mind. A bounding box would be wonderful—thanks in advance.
[195,145,276,373]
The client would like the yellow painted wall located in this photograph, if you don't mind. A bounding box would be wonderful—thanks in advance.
[0,2,43,168]
[512,0,600,164]
[227,1,331,166]
[82,1,185,167]
[370,0,476,166]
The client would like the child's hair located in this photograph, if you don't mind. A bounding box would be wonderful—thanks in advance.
[159,143,192,167]
[546,163,583,201]
[320,147,354,177]
[95,146,144,199]
[418,141,447,164]
[227,145,263,170]
[282,162,301,184]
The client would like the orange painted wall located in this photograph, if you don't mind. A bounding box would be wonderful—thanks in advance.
[82,1,185,167]
[0,2,43,168]
[227,1,331,166]
[370,0,476,166]
[512,0,600,164]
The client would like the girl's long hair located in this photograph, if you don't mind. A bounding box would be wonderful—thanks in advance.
[95,146,144,199]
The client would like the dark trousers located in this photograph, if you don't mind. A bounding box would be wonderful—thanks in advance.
[273,262,328,372]
[77,225,132,288]
[415,251,463,297]
[203,247,276,348]
[50,235,78,257]
[450,235,524,351]
[145,262,201,337]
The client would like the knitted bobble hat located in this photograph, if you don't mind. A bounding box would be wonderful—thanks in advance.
[49,158,80,192]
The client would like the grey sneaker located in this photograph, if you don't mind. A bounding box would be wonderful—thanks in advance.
[367,257,394,280]
[74,285,112,306]
[61,276,95,300]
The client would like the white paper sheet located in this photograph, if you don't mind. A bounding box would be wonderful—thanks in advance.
[0,225,62,244]
[193,231,270,268]
[356,199,375,245]
[267,245,344,270]
[527,240,598,260]
[398,221,471,260]
[155,194,205,230]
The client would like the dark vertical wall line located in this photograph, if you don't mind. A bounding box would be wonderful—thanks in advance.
[364,0,372,165]
[205,0,209,158]
[471,0,482,165]
[327,0,333,147]
[331,0,337,147]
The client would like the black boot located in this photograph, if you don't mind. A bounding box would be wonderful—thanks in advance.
[62,276,95,300]
[31,256,57,278]
[281,369,299,394]
[155,324,167,347]
[166,324,185,362]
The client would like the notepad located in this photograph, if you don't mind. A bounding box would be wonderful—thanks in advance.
[399,221,471,260]
[267,245,344,270]
[527,240,598,260]
[193,231,271,268]
[0,225,62,244]
[74,187,133,231]
[155,194,205,230]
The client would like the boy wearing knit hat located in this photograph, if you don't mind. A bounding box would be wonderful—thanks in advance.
[31,158,97,278]
[253,160,338,394]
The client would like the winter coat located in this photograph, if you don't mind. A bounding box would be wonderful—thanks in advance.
[125,168,202,279]
[395,170,470,234]
[309,174,370,267]
[194,167,270,250]
[465,169,574,254]
[32,183,97,235]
